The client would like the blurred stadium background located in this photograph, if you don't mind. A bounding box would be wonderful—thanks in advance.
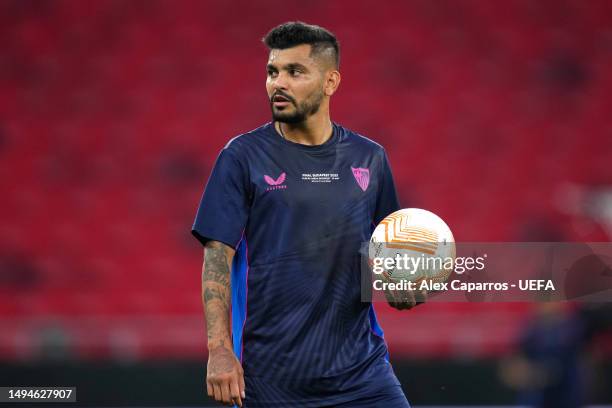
[1,0,611,406]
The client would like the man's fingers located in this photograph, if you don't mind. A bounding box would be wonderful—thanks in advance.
[402,289,416,307]
[416,289,428,304]
[239,372,246,399]
[386,288,418,310]
[230,379,243,407]
[220,381,231,404]
[380,277,430,310]
[206,380,213,398]
[213,383,222,403]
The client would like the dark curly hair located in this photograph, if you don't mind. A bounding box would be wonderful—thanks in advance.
[263,22,340,69]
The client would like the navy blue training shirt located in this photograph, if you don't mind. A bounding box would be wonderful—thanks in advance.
[192,122,401,407]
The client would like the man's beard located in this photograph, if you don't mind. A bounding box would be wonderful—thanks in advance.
[270,90,324,124]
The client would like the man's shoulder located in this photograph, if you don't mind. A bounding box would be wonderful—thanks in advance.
[337,123,386,154]
[222,122,272,155]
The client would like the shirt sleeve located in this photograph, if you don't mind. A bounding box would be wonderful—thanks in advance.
[373,149,401,225]
[191,148,250,249]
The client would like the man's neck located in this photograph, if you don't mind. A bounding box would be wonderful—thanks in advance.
[276,115,333,146]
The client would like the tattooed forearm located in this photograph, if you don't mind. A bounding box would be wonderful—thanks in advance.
[204,286,227,304]
[202,241,234,347]
[204,242,231,287]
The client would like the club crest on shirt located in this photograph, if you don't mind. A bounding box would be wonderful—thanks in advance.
[264,172,287,191]
[351,167,370,192]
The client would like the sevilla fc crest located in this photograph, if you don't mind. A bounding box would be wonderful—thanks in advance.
[351,167,370,192]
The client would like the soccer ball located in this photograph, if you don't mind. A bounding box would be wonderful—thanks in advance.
[369,208,455,284]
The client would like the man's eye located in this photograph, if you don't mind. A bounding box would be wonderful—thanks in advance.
[267,71,277,77]
[289,69,301,76]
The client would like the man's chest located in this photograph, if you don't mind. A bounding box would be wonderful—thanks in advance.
[248,152,380,212]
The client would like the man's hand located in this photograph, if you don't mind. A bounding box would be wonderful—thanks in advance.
[207,342,246,407]
[202,241,244,406]
[382,272,427,310]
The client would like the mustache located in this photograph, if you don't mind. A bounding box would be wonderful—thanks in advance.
[271,91,296,105]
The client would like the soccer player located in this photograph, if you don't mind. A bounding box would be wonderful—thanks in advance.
[192,21,420,407]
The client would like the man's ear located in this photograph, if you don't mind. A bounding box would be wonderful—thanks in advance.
[324,70,341,96]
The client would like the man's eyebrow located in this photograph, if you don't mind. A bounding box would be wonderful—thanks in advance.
[284,63,308,71]
[266,62,308,71]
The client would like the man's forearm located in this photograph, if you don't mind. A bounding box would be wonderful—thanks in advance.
[202,241,233,349]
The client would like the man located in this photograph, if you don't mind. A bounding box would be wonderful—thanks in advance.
[192,21,419,407]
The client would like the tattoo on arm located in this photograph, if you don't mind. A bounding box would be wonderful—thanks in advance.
[202,242,233,347]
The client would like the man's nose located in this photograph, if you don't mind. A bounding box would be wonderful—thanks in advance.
[272,72,289,90]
